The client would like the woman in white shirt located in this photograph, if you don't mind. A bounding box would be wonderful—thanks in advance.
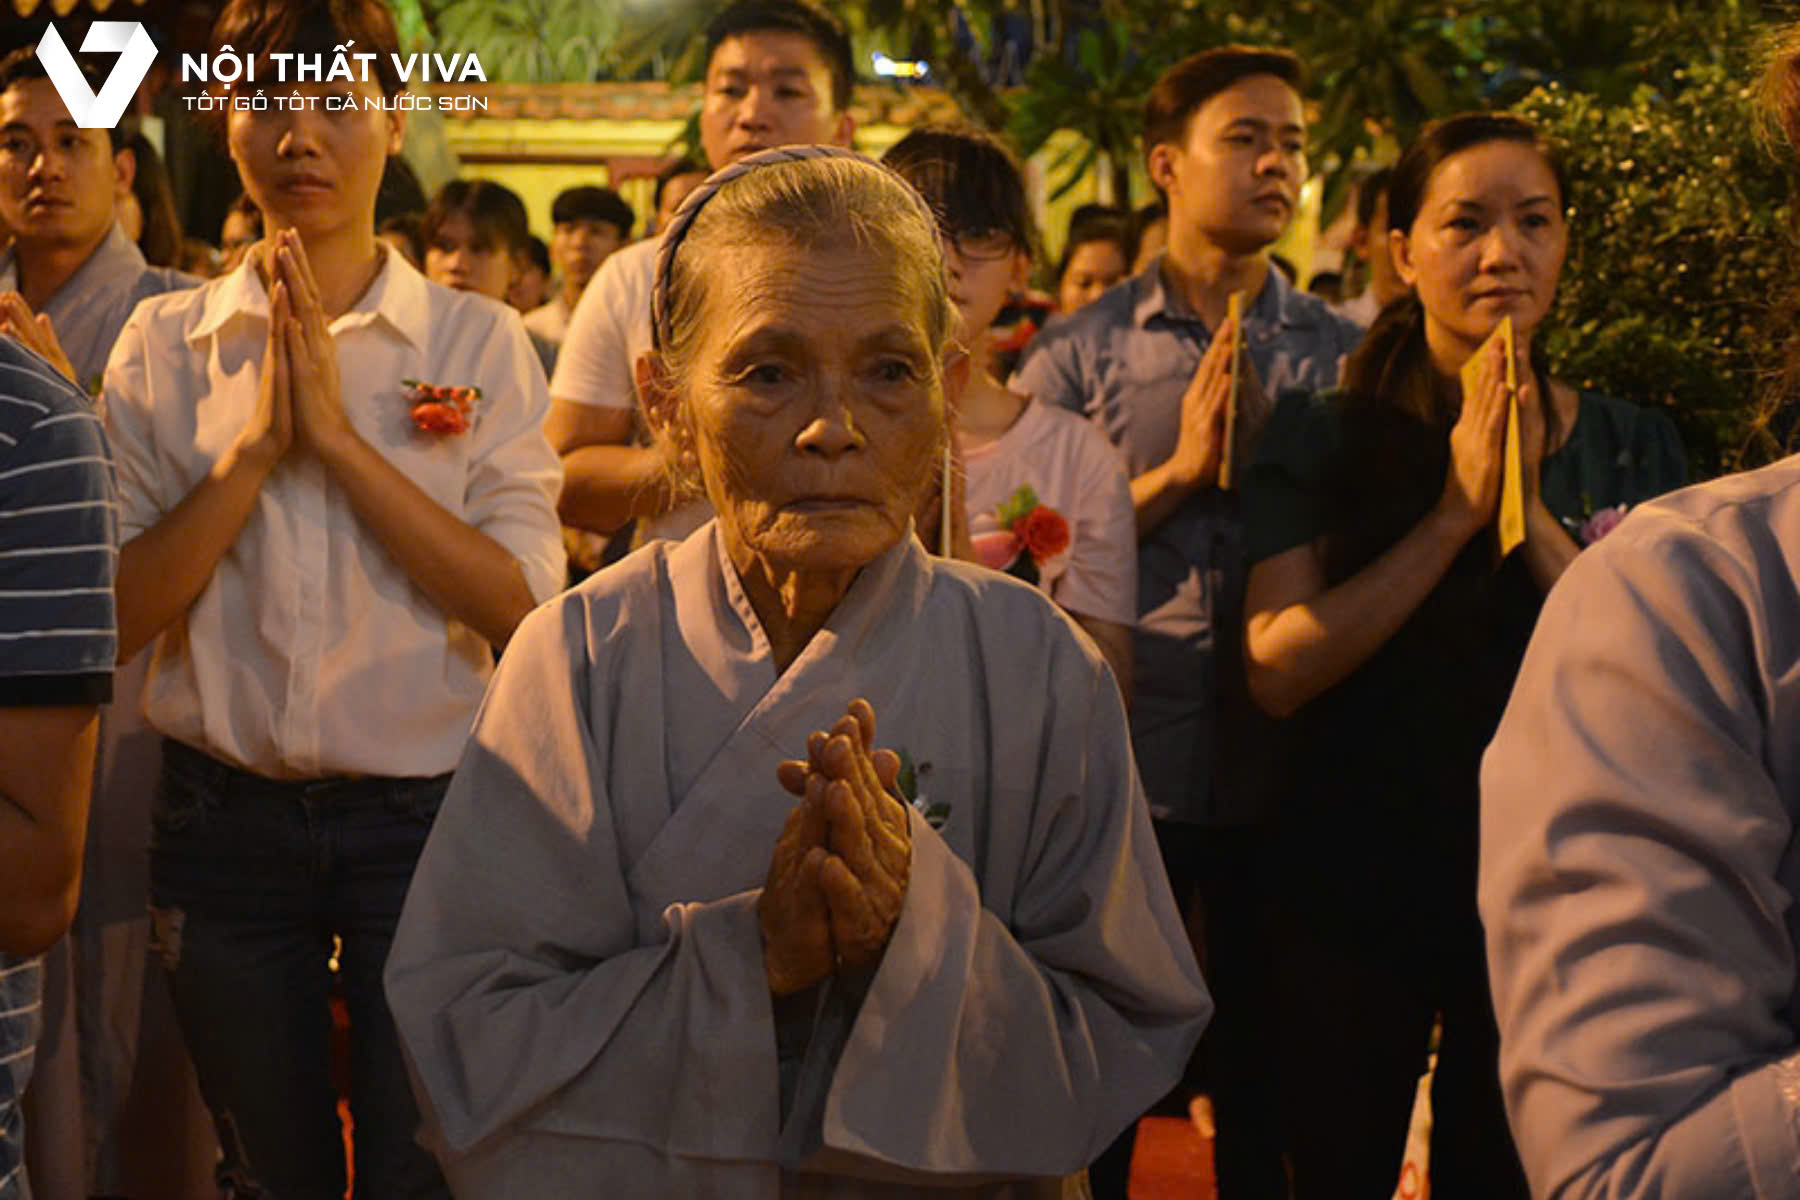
[880,126,1136,695]
[101,2,563,1196]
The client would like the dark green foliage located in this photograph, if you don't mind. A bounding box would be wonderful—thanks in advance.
[1517,67,1798,474]
[1007,6,1279,203]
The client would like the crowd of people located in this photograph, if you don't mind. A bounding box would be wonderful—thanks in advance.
[6,0,1800,1197]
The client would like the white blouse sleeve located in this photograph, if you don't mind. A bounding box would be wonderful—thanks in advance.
[465,309,566,605]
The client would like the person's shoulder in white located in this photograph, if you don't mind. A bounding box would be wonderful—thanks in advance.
[551,238,661,406]
[1016,395,1121,456]
[119,260,226,332]
[521,296,568,344]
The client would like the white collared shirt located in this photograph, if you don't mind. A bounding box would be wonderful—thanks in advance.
[103,245,566,779]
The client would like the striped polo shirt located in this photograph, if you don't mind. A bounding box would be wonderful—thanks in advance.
[0,336,117,1200]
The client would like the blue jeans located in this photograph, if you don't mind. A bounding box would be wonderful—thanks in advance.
[149,740,451,1200]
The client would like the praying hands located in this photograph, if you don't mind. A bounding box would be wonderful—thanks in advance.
[241,229,356,468]
[760,698,913,996]
[0,293,76,387]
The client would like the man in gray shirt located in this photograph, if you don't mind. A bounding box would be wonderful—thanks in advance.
[0,50,191,392]
[1015,45,1361,1199]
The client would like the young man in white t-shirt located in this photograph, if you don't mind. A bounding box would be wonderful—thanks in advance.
[545,0,855,544]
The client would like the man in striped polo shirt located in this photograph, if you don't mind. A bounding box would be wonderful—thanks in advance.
[0,334,117,1200]
[0,45,196,1198]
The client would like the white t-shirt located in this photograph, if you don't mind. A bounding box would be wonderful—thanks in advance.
[550,237,657,411]
[522,294,572,345]
[962,398,1136,627]
[549,236,710,542]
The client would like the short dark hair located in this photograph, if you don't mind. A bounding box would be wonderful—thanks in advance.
[124,130,183,267]
[227,190,263,226]
[209,0,405,100]
[551,185,634,239]
[1383,112,1565,235]
[1143,46,1304,155]
[196,0,403,141]
[881,124,1037,262]
[522,234,550,275]
[1355,166,1394,230]
[378,211,425,263]
[653,157,705,210]
[1342,112,1567,439]
[704,0,855,112]
[376,156,427,226]
[0,47,128,150]
[422,179,531,256]
[1057,211,1136,283]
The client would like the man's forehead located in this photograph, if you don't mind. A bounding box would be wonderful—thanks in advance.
[0,77,80,129]
[1193,75,1305,130]
[706,31,833,82]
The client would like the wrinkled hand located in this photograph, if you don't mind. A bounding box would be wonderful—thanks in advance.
[811,702,911,968]
[759,777,835,996]
[1439,334,1516,537]
[1165,316,1238,489]
[0,293,77,386]
[271,230,354,458]
[762,699,912,992]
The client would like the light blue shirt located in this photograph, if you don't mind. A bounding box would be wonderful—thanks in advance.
[0,222,193,393]
[1015,259,1362,825]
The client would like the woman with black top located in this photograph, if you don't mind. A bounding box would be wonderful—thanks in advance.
[1240,112,1685,1198]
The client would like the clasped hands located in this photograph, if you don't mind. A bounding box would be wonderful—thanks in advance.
[1168,314,1265,490]
[759,698,913,996]
[0,293,78,387]
[1440,333,1548,537]
[238,228,356,470]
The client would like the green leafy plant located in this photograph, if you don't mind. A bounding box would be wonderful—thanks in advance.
[1007,21,1158,202]
[1275,0,1486,224]
[431,0,623,83]
[1517,62,1797,475]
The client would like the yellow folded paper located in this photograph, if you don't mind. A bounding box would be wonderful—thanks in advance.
[1460,316,1524,556]
[1219,290,1245,491]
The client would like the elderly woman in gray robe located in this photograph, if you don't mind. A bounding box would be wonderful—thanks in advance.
[384,147,1210,1198]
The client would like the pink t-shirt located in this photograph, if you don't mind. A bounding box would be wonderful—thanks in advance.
[962,399,1136,626]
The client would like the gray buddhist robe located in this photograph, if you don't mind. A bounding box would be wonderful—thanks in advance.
[1481,455,1800,1197]
[386,524,1210,1197]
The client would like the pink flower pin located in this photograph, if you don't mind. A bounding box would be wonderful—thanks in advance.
[1578,504,1629,545]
